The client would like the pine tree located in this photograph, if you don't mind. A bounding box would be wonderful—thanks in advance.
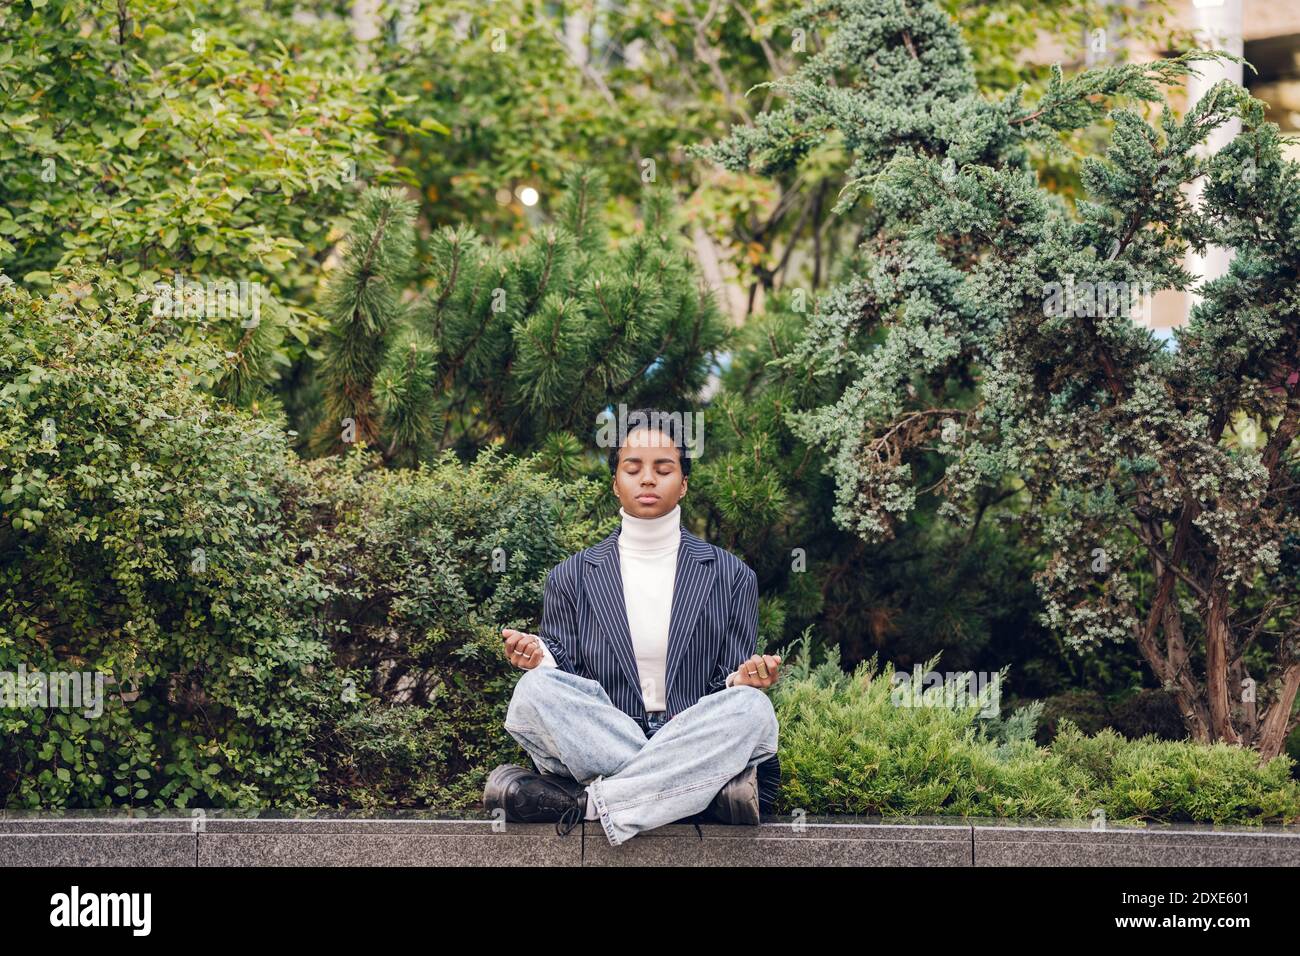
[314,169,728,468]
[314,187,419,455]
[702,0,1300,758]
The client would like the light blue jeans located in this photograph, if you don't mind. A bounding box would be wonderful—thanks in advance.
[504,667,780,846]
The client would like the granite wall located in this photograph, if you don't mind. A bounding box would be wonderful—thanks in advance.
[3,815,1298,866]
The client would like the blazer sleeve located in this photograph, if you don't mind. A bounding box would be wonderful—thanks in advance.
[705,564,758,695]
[538,564,581,674]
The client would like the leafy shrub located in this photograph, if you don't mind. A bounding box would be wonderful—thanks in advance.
[0,275,609,814]
[0,275,338,808]
[772,639,1091,820]
[299,445,606,814]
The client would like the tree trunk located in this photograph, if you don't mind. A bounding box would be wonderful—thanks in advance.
[1160,600,1212,742]
[1257,661,1300,760]
[692,225,748,326]
[1204,582,1241,745]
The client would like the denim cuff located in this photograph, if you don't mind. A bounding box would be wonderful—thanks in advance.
[585,776,622,847]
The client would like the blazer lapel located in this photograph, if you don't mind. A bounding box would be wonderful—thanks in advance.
[582,527,644,712]
[664,529,716,703]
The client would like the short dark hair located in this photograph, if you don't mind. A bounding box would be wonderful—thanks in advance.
[606,407,692,478]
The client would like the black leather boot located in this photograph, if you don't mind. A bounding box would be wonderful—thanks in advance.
[483,764,588,836]
[704,764,761,825]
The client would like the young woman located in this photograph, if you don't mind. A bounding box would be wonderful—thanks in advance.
[485,408,782,846]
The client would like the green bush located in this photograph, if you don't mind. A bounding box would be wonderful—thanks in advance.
[298,445,606,814]
[0,275,338,809]
[772,639,1092,819]
[772,637,1300,825]
[1035,688,1113,745]
[0,274,609,814]
[1050,725,1300,825]
[1108,688,1187,743]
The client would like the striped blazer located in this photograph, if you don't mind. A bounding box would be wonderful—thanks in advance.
[537,524,759,723]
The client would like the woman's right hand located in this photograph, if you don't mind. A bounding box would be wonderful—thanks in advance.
[502,628,546,670]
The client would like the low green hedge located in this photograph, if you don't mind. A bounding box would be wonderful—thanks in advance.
[772,637,1300,825]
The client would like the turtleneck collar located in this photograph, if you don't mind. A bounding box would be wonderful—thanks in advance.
[618,503,682,554]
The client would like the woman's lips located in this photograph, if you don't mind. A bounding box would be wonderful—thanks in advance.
[636,494,659,502]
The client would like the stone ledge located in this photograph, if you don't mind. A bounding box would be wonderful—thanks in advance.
[970,819,1300,867]
[583,820,972,866]
[0,834,198,867]
[0,816,200,867]
[1,815,1296,867]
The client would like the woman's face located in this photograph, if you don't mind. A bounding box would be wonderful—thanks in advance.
[612,426,687,518]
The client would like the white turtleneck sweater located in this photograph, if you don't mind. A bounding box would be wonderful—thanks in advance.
[535,503,738,711]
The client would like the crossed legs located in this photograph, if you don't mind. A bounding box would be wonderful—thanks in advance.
[503,667,779,846]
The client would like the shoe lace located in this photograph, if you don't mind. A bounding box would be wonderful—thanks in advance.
[555,804,582,837]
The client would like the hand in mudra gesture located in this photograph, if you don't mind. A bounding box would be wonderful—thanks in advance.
[732,654,781,689]
[502,628,546,670]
